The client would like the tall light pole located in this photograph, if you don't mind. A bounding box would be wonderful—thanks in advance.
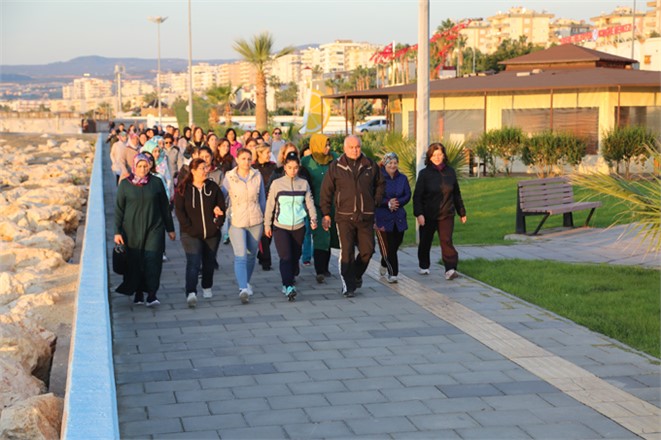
[416,0,429,176]
[187,0,194,127]
[148,16,167,128]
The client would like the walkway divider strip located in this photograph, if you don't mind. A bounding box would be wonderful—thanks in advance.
[364,263,660,439]
[62,134,119,439]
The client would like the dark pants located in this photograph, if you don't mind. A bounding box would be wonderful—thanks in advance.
[258,233,272,268]
[273,226,305,287]
[418,216,458,272]
[336,220,374,293]
[376,227,405,276]
[313,249,331,276]
[180,232,219,295]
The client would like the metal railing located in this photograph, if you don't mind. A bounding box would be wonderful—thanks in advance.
[61,134,119,439]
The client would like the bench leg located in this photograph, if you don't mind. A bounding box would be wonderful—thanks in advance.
[531,214,550,235]
[563,212,574,228]
[584,208,596,227]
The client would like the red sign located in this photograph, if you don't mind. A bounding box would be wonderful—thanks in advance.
[560,24,633,44]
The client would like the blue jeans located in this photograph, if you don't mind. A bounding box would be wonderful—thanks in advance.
[301,217,313,263]
[180,232,219,294]
[229,224,262,290]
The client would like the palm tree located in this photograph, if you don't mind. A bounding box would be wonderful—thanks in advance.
[206,83,242,127]
[233,32,295,131]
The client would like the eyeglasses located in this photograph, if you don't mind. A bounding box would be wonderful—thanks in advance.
[273,131,281,135]
[164,141,172,144]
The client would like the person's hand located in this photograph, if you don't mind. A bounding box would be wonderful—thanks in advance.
[322,215,331,231]
[265,229,272,238]
[389,198,399,211]
[213,206,223,217]
[417,215,425,227]
[168,231,176,241]
[114,234,124,245]
[310,220,318,230]
[460,216,467,224]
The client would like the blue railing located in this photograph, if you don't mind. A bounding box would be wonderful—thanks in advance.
[62,134,119,439]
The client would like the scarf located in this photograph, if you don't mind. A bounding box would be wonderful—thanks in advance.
[310,133,332,165]
[128,153,152,186]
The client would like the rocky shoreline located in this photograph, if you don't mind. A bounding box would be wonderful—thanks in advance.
[0,134,95,438]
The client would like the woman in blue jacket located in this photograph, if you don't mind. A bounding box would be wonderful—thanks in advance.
[375,153,411,283]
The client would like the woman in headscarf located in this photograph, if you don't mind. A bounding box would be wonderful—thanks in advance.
[114,153,176,306]
[141,137,173,202]
[300,133,339,283]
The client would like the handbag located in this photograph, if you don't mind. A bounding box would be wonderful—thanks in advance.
[112,244,127,275]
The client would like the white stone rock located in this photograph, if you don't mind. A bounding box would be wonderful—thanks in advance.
[0,273,25,306]
[0,221,31,242]
[0,393,63,440]
[16,230,75,262]
[0,247,65,273]
[16,186,87,210]
[0,313,55,382]
[0,357,46,410]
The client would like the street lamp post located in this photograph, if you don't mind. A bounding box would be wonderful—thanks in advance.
[148,16,168,129]
[187,0,194,127]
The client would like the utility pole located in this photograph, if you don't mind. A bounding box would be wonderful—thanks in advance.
[187,0,194,127]
[416,0,430,176]
[631,0,637,61]
[148,16,168,128]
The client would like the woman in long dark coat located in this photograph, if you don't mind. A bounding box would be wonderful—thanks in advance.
[114,153,176,306]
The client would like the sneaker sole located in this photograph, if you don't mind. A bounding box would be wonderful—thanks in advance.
[146,300,160,307]
[240,292,250,304]
[446,272,459,280]
[187,299,197,308]
[287,292,297,302]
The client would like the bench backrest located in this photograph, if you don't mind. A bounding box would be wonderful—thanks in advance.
[518,177,575,210]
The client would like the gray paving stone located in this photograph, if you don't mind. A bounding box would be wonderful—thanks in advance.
[347,416,417,435]
[522,422,601,439]
[397,373,459,387]
[175,388,233,403]
[305,404,370,422]
[470,409,545,427]
[199,376,255,389]
[267,394,329,410]
[577,416,640,439]
[117,383,144,397]
[283,421,352,439]
[243,408,309,426]
[308,367,364,381]
[439,383,505,399]
[457,426,533,439]
[121,418,183,437]
[493,380,560,395]
[217,425,286,439]
[482,394,553,411]
[423,396,492,413]
[118,391,175,408]
[289,380,348,394]
[391,430,462,439]
[343,377,403,392]
[380,386,447,401]
[324,390,387,406]
[147,402,210,419]
[181,413,247,431]
[409,412,479,430]
[232,383,291,399]
[157,430,220,439]
[208,398,269,414]
[365,400,431,417]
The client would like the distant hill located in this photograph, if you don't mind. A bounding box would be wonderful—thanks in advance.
[0,56,233,80]
[0,73,33,83]
[0,45,320,81]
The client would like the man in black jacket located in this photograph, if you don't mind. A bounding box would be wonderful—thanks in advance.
[320,135,385,298]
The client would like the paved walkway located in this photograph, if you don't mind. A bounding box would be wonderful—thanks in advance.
[458,226,660,269]
[103,151,659,439]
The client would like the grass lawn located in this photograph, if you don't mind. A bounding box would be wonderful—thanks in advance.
[460,259,661,358]
[401,176,629,246]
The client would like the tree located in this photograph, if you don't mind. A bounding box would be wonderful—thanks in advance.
[275,82,298,112]
[233,32,295,131]
[142,91,158,106]
[206,84,241,127]
[484,36,543,72]
[600,126,658,179]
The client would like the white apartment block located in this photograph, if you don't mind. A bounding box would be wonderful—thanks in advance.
[460,20,491,55]
[318,40,375,73]
[486,7,554,52]
[62,76,113,100]
[270,52,302,84]
[300,46,322,70]
[345,45,380,71]
[121,80,154,97]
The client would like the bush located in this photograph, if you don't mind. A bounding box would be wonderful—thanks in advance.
[473,127,524,175]
[601,126,659,178]
[521,131,587,177]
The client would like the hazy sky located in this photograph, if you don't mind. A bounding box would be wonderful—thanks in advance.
[2,0,626,66]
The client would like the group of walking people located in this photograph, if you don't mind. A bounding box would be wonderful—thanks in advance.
[111,122,466,308]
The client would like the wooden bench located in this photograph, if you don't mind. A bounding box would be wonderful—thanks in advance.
[516,177,602,235]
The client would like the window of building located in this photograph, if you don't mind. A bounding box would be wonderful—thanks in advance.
[617,106,661,137]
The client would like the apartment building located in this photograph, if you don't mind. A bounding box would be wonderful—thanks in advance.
[460,20,491,55]
[62,76,113,100]
[270,52,302,84]
[318,40,376,73]
[486,7,554,52]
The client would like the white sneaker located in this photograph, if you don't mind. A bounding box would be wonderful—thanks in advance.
[379,266,387,276]
[445,269,458,280]
[246,283,254,296]
[418,268,430,275]
[239,289,250,304]
[387,275,398,283]
[202,288,213,299]
[186,292,197,308]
